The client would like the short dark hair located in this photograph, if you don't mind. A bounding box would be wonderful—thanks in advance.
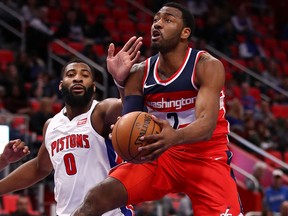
[61,58,95,81]
[163,2,195,39]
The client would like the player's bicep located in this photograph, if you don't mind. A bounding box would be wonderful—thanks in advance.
[125,62,145,96]
[36,120,53,174]
[122,62,145,114]
[194,56,225,127]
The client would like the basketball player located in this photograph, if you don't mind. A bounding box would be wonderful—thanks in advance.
[73,2,243,216]
[0,140,30,171]
[0,36,143,216]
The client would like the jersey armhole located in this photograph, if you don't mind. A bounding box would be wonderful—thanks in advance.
[191,50,206,91]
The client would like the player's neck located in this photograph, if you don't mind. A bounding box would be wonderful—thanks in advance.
[64,100,93,120]
[158,46,188,77]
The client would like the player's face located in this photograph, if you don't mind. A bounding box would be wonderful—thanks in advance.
[60,62,95,107]
[151,6,184,52]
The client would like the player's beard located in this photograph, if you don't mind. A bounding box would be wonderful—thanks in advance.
[151,32,181,53]
[61,85,94,107]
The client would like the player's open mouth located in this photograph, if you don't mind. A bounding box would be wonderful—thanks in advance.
[152,30,161,41]
[71,85,85,93]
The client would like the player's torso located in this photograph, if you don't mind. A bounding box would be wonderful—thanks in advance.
[142,48,229,153]
[45,100,123,215]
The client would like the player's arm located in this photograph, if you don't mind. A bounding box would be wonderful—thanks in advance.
[92,98,123,139]
[122,62,146,114]
[106,36,143,100]
[176,53,224,143]
[0,140,30,171]
[0,120,53,195]
[140,53,225,160]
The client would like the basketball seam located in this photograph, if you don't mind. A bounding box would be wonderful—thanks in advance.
[115,120,129,160]
[129,113,154,163]
[128,112,142,161]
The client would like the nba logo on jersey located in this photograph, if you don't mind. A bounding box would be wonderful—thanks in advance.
[77,118,87,126]
[220,209,232,216]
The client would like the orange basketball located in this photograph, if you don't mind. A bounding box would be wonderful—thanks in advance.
[111,111,161,164]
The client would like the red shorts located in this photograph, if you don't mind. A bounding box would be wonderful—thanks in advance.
[109,147,243,216]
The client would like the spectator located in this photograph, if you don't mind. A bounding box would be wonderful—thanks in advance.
[231,5,254,35]
[3,83,31,114]
[0,85,9,114]
[88,14,112,46]
[55,9,86,42]
[11,195,32,216]
[245,161,266,195]
[263,169,288,216]
[187,0,208,17]
[26,6,54,60]
[135,201,157,216]
[280,201,288,216]
[238,34,266,59]
[20,0,39,22]
[226,98,245,133]
[177,193,193,216]
[29,97,54,136]
[30,72,57,100]
[240,82,257,113]
[159,195,176,216]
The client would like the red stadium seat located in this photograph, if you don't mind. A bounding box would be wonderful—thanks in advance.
[280,40,288,52]
[112,8,129,20]
[53,102,63,114]
[93,6,110,18]
[249,87,261,102]
[67,42,85,52]
[0,49,14,64]
[30,100,40,112]
[273,50,287,63]
[137,22,151,35]
[271,104,288,118]
[104,18,116,30]
[114,0,128,8]
[117,20,136,34]
[2,194,40,215]
[50,42,69,56]
[2,194,19,213]
[92,44,105,57]
[263,38,278,51]
[283,63,288,75]
[264,150,283,168]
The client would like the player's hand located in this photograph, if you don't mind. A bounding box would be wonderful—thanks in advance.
[0,139,30,164]
[106,36,143,86]
[138,116,178,162]
[109,116,121,140]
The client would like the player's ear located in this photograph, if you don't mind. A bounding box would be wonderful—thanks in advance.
[59,81,63,91]
[181,27,191,40]
[93,82,96,92]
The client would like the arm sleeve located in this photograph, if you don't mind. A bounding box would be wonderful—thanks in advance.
[122,95,144,115]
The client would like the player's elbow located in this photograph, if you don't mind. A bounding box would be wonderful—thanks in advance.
[202,122,217,141]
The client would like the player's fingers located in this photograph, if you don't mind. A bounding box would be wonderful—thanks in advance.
[151,115,166,128]
[127,37,143,55]
[107,43,115,59]
[22,146,30,154]
[12,139,25,151]
[130,51,141,65]
[122,36,137,52]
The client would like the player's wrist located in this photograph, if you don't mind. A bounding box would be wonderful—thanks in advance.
[0,154,9,166]
[113,79,125,89]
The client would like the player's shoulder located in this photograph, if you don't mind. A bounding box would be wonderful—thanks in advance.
[94,98,122,113]
[131,61,146,74]
[198,51,222,65]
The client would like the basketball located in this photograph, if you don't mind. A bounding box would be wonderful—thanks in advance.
[111,111,161,164]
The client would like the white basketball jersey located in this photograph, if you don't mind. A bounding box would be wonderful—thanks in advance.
[45,100,129,216]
